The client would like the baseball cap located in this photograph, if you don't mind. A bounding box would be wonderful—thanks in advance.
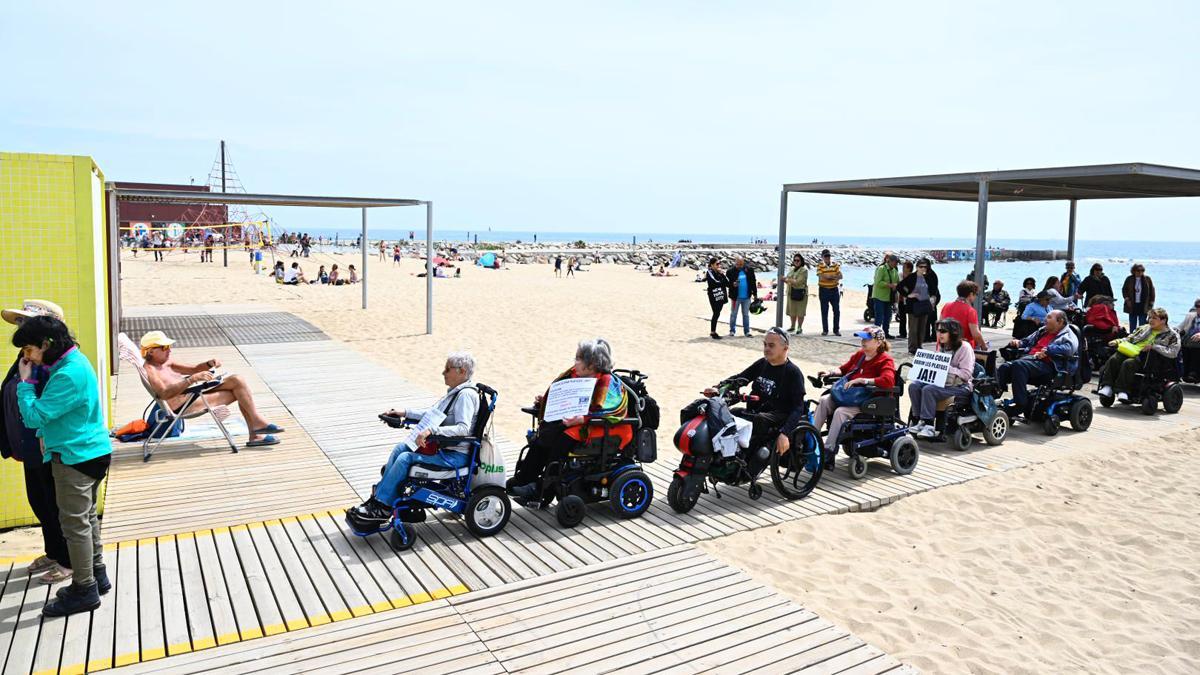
[2,299,65,325]
[853,325,885,340]
[139,331,176,355]
[820,249,831,257]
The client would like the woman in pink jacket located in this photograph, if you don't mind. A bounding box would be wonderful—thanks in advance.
[908,318,976,439]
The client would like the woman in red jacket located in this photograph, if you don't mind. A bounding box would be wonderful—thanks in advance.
[812,325,896,452]
[1084,295,1122,341]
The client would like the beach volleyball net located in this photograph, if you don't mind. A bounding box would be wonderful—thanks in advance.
[120,220,274,253]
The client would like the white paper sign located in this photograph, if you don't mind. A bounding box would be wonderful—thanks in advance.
[911,349,951,388]
[403,408,447,450]
[543,377,596,422]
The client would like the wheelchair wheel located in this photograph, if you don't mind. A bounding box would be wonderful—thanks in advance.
[1068,398,1093,431]
[610,471,653,519]
[1042,415,1060,436]
[667,476,700,514]
[1140,396,1157,416]
[465,486,511,537]
[1163,384,1184,414]
[950,425,973,451]
[748,482,763,500]
[770,425,823,501]
[890,436,919,475]
[556,494,586,528]
[389,523,416,551]
[982,411,1009,446]
[848,455,868,480]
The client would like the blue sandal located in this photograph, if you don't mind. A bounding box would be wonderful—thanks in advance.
[254,424,286,434]
[246,435,279,447]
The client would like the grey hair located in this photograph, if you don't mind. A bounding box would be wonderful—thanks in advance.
[446,351,476,378]
[1046,310,1066,324]
[576,338,614,373]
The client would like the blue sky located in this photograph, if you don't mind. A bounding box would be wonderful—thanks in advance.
[3,1,1198,240]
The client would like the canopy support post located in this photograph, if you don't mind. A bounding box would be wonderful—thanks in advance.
[972,180,989,316]
[775,189,788,328]
[425,201,433,335]
[1067,199,1077,263]
[361,207,368,310]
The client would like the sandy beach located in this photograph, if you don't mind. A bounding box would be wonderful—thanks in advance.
[109,248,1200,672]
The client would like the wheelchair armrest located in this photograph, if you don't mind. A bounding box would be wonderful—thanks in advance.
[585,417,639,427]
[379,413,407,428]
[426,435,477,446]
[521,405,539,416]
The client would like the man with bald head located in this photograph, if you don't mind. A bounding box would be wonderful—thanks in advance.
[996,309,1079,417]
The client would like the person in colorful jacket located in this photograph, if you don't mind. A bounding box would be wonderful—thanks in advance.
[1,300,72,585]
[509,339,629,498]
[1097,308,1180,402]
[12,315,112,617]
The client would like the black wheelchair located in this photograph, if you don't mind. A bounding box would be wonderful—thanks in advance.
[346,384,511,551]
[999,326,1093,436]
[908,352,1010,451]
[811,364,919,479]
[511,369,657,528]
[1096,350,1184,415]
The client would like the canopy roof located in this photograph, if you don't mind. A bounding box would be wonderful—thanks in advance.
[783,162,1200,202]
[112,187,421,209]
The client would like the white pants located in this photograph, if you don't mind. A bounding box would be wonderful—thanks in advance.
[813,395,860,452]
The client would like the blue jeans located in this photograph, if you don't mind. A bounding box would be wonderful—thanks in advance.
[1129,311,1147,331]
[729,297,751,335]
[819,287,840,333]
[997,358,1056,410]
[374,443,471,506]
[872,298,892,337]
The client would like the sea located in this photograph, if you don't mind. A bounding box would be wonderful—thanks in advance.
[306,229,1200,320]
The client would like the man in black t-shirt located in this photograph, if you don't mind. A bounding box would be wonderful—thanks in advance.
[705,327,806,455]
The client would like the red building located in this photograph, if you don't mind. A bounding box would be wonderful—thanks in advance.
[111,181,229,238]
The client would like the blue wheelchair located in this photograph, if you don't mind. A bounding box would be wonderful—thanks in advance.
[346,383,510,550]
[999,326,1093,436]
[811,364,920,479]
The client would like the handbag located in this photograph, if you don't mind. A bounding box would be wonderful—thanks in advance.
[1117,341,1142,358]
[789,287,806,301]
[830,354,871,407]
[709,285,727,304]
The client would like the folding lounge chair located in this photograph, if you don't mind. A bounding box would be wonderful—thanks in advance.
[116,333,239,462]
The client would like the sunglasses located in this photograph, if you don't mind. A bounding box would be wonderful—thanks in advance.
[936,328,949,333]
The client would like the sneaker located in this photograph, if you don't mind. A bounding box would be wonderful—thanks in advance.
[346,499,392,531]
[957,415,977,425]
[907,422,927,436]
[917,426,938,439]
[36,564,73,585]
[42,582,100,618]
[1116,392,1129,403]
[27,555,57,575]
[728,332,736,338]
[1098,385,1113,397]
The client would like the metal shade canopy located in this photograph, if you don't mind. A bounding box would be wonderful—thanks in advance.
[775,163,1200,325]
[107,186,435,365]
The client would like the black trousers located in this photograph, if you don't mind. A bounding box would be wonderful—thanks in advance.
[512,422,576,486]
[709,298,726,334]
[24,459,70,567]
[734,409,789,449]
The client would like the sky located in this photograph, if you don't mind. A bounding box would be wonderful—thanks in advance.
[2,1,1199,241]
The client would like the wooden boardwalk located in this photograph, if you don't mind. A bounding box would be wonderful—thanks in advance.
[5,308,1198,674]
[119,546,913,675]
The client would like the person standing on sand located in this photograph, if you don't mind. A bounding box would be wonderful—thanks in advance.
[555,255,563,278]
[816,249,842,336]
[1122,263,1154,331]
[726,255,757,337]
[566,258,576,277]
[378,240,386,261]
[784,253,809,335]
[872,254,900,339]
[705,258,728,340]
[896,260,913,339]
[1077,263,1113,306]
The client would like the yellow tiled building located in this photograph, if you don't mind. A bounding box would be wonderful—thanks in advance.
[0,152,112,528]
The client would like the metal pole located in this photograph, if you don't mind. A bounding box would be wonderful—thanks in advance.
[361,208,368,309]
[775,189,788,328]
[1067,199,1077,263]
[973,180,989,316]
[107,190,121,376]
[221,140,228,267]
[426,201,434,335]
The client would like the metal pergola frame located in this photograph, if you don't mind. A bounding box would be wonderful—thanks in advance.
[775,162,1200,325]
[107,187,433,360]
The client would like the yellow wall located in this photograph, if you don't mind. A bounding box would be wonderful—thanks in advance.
[0,152,111,529]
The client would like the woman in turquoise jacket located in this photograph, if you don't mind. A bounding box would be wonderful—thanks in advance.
[13,316,111,617]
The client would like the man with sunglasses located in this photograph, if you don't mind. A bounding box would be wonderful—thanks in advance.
[140,331,283,447]
[705,327,806,456]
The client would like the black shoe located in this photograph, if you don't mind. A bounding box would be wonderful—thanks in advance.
[710,333,721,340]
[833,331,842,337]
[821,331,828,336]
[57,565,110,599]
[43,582,100,617]
[346,499,392,532]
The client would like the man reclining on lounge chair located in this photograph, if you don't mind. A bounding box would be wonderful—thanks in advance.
[139,331,283,447]
[348,352,479,528]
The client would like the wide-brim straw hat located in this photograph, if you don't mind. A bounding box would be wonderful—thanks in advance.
[2,299,65,325]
